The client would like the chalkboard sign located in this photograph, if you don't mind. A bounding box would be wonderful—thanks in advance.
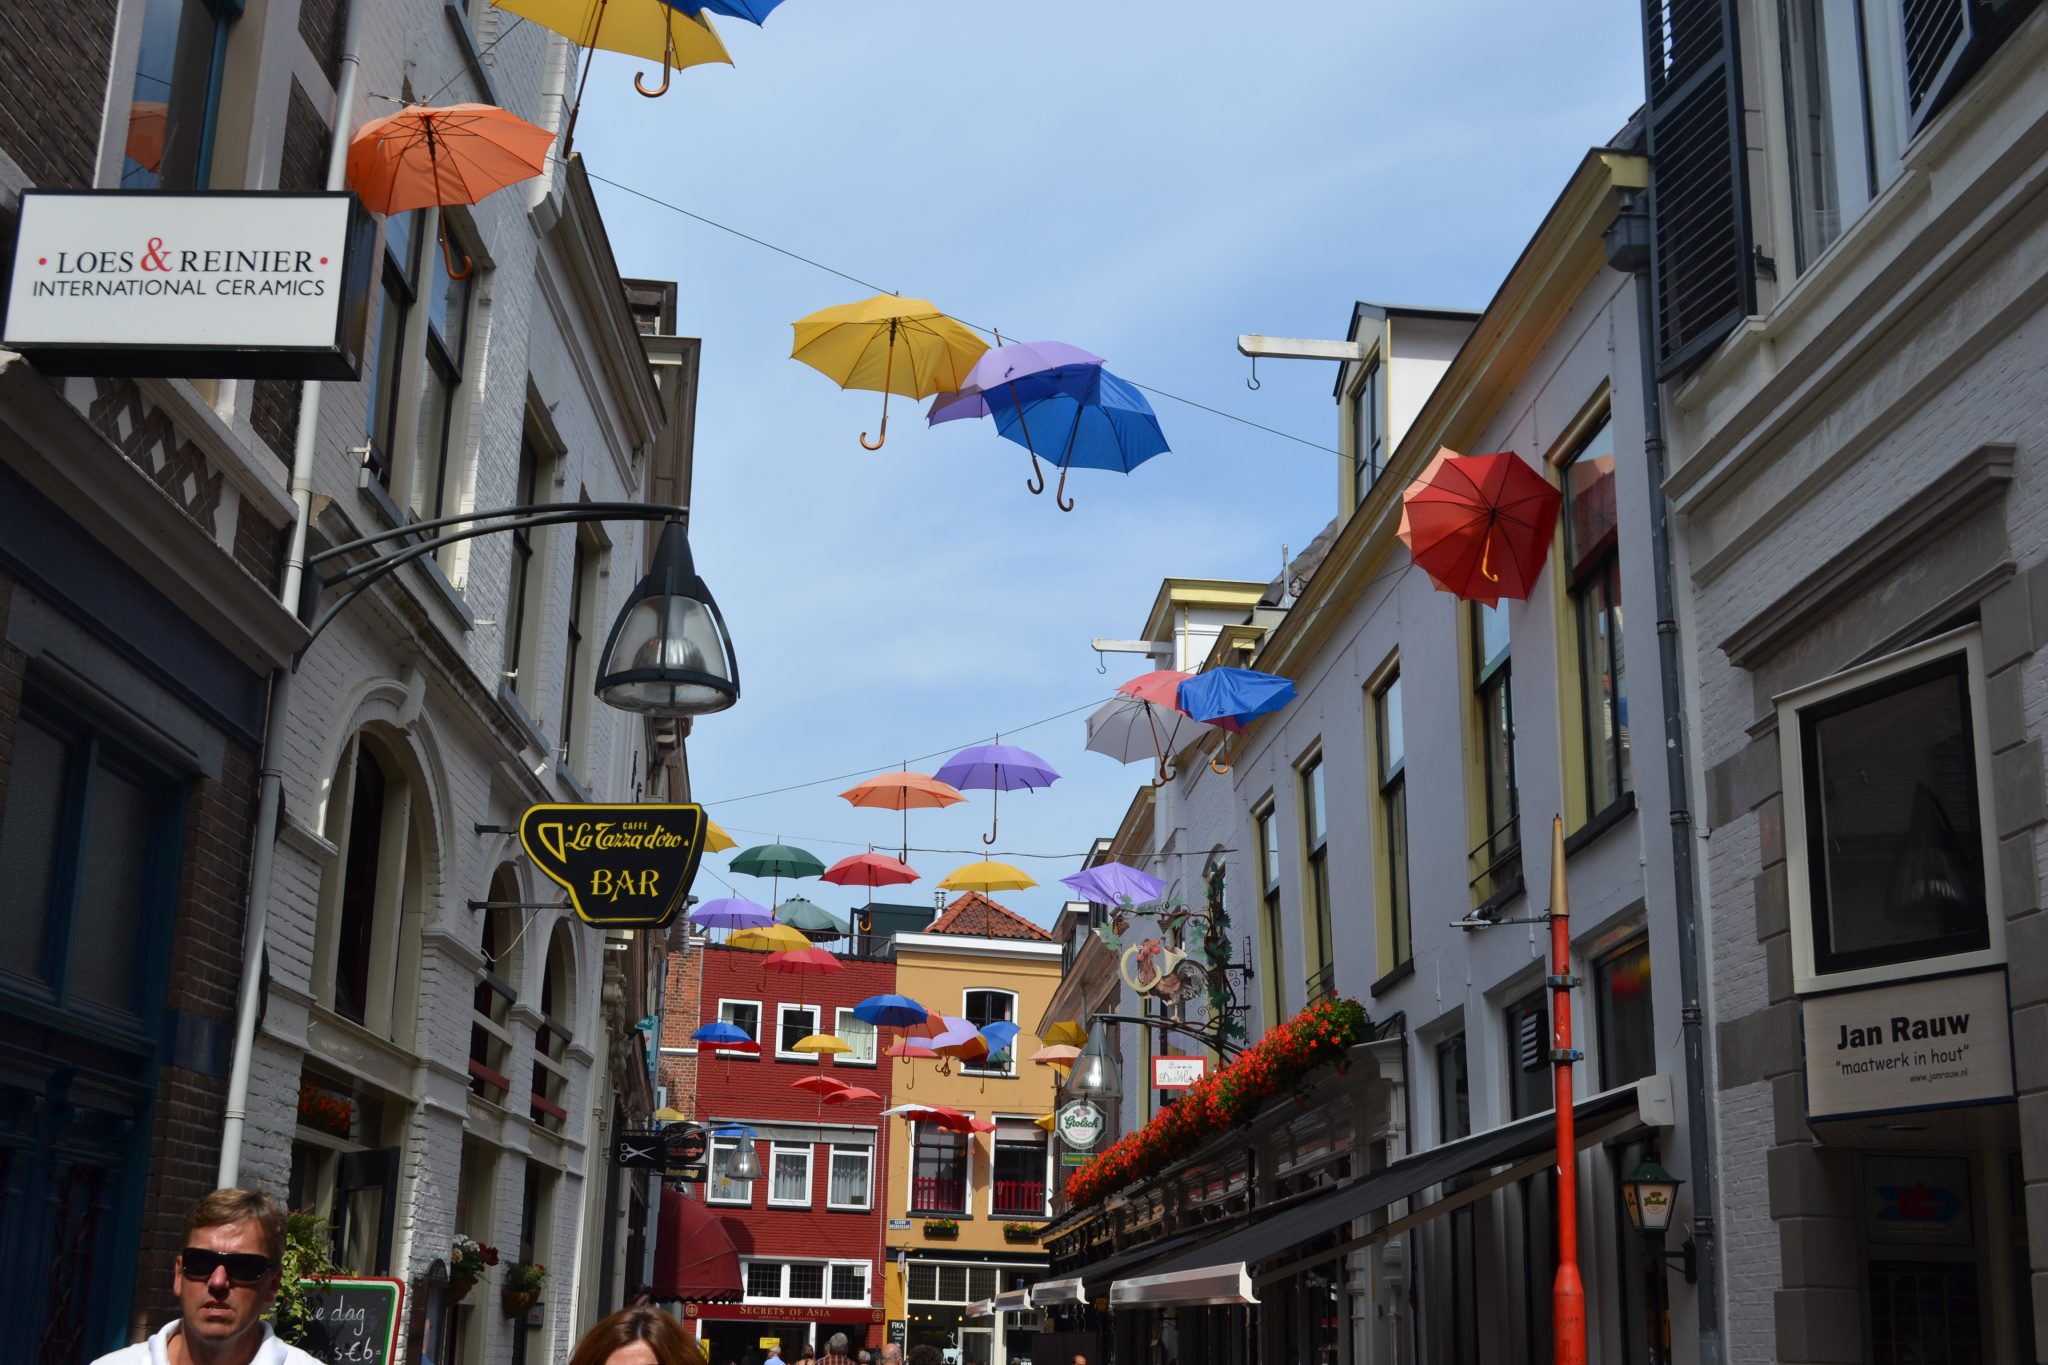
[295,1277,405,1365]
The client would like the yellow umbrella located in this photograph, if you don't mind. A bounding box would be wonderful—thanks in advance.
[1042,1020,1088,1049]
[704,818,737,853]
[937,860,1037,893]
[791,295,988,450]
[792,1034,853,1056]
[1032,1113,1057,1133]
[654,1107,688,1123]
[492,0,730,149]
[729,923,811,953]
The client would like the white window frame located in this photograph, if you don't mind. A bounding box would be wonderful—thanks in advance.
[828,1260,871,1304]
[987,1116,1052,1220]
[775,1003,821,1061]
[1778,627,2005,994]
[716,997,761,1056]
[961,988,1018,1077]
[767,1142,813,1209]
[707,1137,752,1207]
[826,1144,873,1212]
[740,1258,871,1305]
[832,1006,879,1066]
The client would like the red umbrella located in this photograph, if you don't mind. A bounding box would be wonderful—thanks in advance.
[792,1074,848,1096]
[822,1086,882,1105]
[1399,448,1562,606]
[822,852,920,888]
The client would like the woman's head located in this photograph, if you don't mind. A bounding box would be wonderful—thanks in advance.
[567,1307,708,1365]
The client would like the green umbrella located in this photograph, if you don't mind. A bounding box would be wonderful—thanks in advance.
[775,896,848,943]
[729,840,826,903]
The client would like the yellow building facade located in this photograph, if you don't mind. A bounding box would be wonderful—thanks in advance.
[882,895,1064,1365]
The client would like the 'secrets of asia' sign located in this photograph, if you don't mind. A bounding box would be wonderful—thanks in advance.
[519,803,708,928]
[1,190,374,379]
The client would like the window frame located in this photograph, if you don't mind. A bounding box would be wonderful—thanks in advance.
[988,1118,1052,1220]
[1298,749,1334,997]
[559,529,598,774]
[363,212,423,490]
[826,1144,873,1212]
[1777,627,2004,993]
[908,1122,971,1217]
[1593,931,1656,1090]
[111,0,238,191]
[716,997,762,1056]
[707,1136,752,1207]
[1371,663,1413,971]
[1349,358,1386,504]
[740,1259,872,1305]
[1469,602,1521,903]
[766,1142,814,1210]
[775,1003,821,1061]
[1254,798,1285,1025]
[832,1006,879,1066]
[1505,985,1553,1120]
[503,434,549,702]
[961,989,1017,1077]
[1561,412,1630,822]
[415,212,476,525]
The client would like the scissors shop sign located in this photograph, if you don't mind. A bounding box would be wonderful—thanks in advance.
[520,803,708,928]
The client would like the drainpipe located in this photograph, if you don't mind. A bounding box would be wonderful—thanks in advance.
[217,0,367,1188]
[1607,190,1722,1365]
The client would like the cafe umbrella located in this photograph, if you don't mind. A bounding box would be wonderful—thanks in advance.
[934,741,1059,846]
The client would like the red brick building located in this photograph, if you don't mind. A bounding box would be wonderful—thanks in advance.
[679,944,897,1362]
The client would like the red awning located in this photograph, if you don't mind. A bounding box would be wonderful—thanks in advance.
[654,1188,743,1303]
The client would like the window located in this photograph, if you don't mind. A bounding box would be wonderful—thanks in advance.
[560,532,596,770]
[745,1262,781,1298]
[910,1125,969,1215]
[1564,416,1629,817]
[777,1004,821,1060]
[1351,361,1385,502]
[120,0,234,188]
[1595,936,1655,1089]
[1300,754,1334,998]
[768,1144,813,1208]
[990,1121,1049,1219]
[829,1263,868,1303]
[503,437,544,694]
[834,1007,878,1065]
[364,214,422,489]
[1505,988,1552,1118]
[413,221,474,522]
[1255,801,1285,1025]
[708,1138,752,1206]
[1471,602,1521,901]
[468,877,517,1101]
[743,1261,870,1303]
[718,999,761,1053]
[530,924,573,1130]
[827,1145,872,1211]
[1778,0,1911,272]
[1373,670,1413,970]
[1780,631,1998,989]
[963,990,1015,1075]
[314,732,423,1041]
[1436,1033,1470,1143]
[787,1262,825,1300]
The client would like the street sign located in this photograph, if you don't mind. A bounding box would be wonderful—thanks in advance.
[1055,1099,1107,1150]
[1152,1056,1207,1089]
[615,1130,667,1170]
[520,803,708,927]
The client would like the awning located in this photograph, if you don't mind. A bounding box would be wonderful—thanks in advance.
[654,1188,743,1303]
[966,1299,996,1319]
[1033,1211,1259,1309]
[994,1288,1031,1313]
[1110,1074,1673,1308]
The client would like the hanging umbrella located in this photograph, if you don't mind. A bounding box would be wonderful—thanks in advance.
[840,771,966,860]
[1084,694,1225,787]
[1042,1021,1089,1049]
[934,742,1059,845]
[791,295,988,449]
[1398,448,1563,606]
[881,1103,949,1120]
[692,1021,755,1047]
[124,102,168,176]
[885,1037,936,1058]
[792,1074,848,1096]
[490,0,729,148]
[728,923,811,954]
[1060,862,1167,907]
[688,896,773,931]
[929,341,1106,497]
[1031,1043,1081,1067]
[937,860,1038,894]
[730,840,826,904]
[822,851,918,943]
[1032,1113,1058,1132]
[989,366,1167,511]
[662,0,786,21]
[345,102,554,277]
[853,994,930,1028]
[654,1106,688,1123]
[764,946,843,975]
[1176,667,1299,726]
[792,1034,853,1057]
[775,896,848,942]
[704,818,737,853]
[822,1085,882,1105]
[979,1020,1022,1065]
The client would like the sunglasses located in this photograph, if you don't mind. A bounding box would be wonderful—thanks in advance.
[179,1247,277,1285]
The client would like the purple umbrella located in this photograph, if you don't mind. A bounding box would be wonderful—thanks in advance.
[935,741,1060,845]
[924,340,1105,497]
[689,896,774,931]
[1060,861,1166,907]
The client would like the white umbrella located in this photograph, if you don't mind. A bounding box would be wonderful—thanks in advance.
[1084,694,1219,781]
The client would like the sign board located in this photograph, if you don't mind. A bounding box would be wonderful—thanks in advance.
[1801,968,2015,1120]
[520,803,708,928]
[616,1129,667,1170]
[1864,1155,1973,1246]
[889,1320,907,1345]
[1060,1152,1091,1166]
[1152,1056,1207,1089]
[888,1218,911,1230]
[2,190,375,379]
[1055,1100,1107,1150]
[295,1277,404,1365]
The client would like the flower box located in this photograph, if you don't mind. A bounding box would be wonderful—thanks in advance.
[921,1219,960,1238]
[1002,1223,1042,1243]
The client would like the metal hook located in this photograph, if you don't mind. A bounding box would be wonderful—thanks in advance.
[1095,649,1108,675]
[1246,354,1261,390]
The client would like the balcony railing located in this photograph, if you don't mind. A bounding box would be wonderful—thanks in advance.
[992,1179,1046,1219]
[911,1175,967,1215]
[1305,961,1337,1003]
[1469,818,1523,907]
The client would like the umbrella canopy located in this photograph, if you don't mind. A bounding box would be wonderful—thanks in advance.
[853,994,930,1028]
[1399,448,1563,606]
[937,860,1037,893]
[1177,667,1299,726]
[729,842,826,879]
[990,366,1167,510]
[692,1021,755,1046]
[791,295,988,449]
[935,742,1059,845]
[764,946,843,975]
[885,1038,936,1058]
[1032,1113,1058,1132]
[662,0,786,21]
[727,923,811,954]
[979,1021,1022,1058]
[1041,1020,1089,1049]
[927,1016,980,1049]
[775,896,847,941]
[791,1074,847,1096]
[881,1102,948,1119]
[1084,695,1218,783]
[688,896,773,931]
[932,341,1106,497]
[490,0,729,76]
[345,102,552,277]
[1031,1044,1081,1066]
[654,1106,689,1123]
[821,1085,882,1105]
[821,853,920,888]
[704,818,737,853]
[791,1034,852,1055]
[839,772,965,810]
[1060,861,1167,906]
[935,1033,990,1063]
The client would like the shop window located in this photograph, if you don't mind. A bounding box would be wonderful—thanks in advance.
[1299,752,1334,1000]
[829,1263,868,1303]
[833,1007,878,1065]
[120,0,236,189]
[777,1003,820,1060]
[502,435,546,700]
[1351,360,1385,502]
[363,214,422,490]
[1254,800,1286,1025]
[313,731,423,1042]
[963,990,1016,1075]
[827,1146,871,1211]
[1563,415,1630,820]
[1594,935,1655,1089]
[414,218,475,524]
[786,1263,825,1300]
[1436,1033,1470,1143]
[768,1144,812,1209]
[468,874,518,1102]
[1470,601,1521,902]
[708,1137,752,1206]
[990,1121,1049,1218]
[745,1262,781,1299]
[530,923,573,1130]
[1372,668,1413,970]
[1505,988,1552,1118]
[1781,631,1998,989]
[910,1125,969,1215]
[717,998,761,1054]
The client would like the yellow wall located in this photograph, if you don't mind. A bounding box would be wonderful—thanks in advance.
[884,938,1063,1257]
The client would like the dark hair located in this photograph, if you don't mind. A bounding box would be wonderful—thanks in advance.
[567,1307,708,1365]
[184,1188,286,1263]
[906,1348,945,1365]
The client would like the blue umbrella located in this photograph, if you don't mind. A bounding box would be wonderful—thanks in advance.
[1177,667,1297,726]
[989,366,1167,511]
[1060,861,1166,907]
[693,1021,754,1045]
[853,994,930,1028]
[660,0,787,22]
[979,1020,1022,1051]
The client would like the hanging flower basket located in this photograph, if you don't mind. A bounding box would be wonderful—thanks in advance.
[501,1288,537,1319]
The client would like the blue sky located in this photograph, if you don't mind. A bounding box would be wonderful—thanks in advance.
[575,1,1646,926]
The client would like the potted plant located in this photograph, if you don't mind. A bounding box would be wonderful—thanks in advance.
[272,1212,346,1346]
[1002,1222,1042,1243]
[296,1081,353,1140]
[450,1236,498,1304]
[921,1218,959,1238]
[502,1261,547,1319]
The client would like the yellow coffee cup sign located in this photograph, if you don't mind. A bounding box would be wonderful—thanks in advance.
[519,803,707,928]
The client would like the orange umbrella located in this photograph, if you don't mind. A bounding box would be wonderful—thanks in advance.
[1398,448,1562,606]
[124,102,167,175]
[840,770,966,861]
[345,103,554,278]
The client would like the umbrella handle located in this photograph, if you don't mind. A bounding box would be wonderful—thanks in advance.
[1054,460,1076,512]
[439,229,473,281]
[861,325,897,449]
[1209,758,1231,775]
[634,63,671,97]
[982,785,998,846]
[1010,382,1044,495]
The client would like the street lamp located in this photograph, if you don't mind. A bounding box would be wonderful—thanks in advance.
[721,1138,763,1183]
[1620,1159,1697,1283]
[595,518,739,717]
[1064,1029,1121,1102]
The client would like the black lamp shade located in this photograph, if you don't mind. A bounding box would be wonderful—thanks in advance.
[1621,1159,1682,1234]
[596,520,739,717]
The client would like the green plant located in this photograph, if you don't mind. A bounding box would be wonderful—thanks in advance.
[504,1260,548,1294]
[921,1218,959,1236]
[271,1211,348,1345]
[1001,1222,1041,1240]
[451,1235,499,1289]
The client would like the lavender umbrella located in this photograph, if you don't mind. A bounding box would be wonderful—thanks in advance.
[935,741,1060,845]
[689,896,774,931]
[1060,861,1166,907]
[924,340,1105,496]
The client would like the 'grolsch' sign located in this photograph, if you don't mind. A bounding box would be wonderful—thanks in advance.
[519,803,708,928]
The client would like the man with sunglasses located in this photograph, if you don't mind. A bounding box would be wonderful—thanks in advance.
[93,1188,320,1365]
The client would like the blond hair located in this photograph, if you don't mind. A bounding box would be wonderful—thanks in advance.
[184,1188,286,1262]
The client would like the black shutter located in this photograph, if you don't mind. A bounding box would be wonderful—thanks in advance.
[1902,0,1976,132]
[1640,0,1755,378]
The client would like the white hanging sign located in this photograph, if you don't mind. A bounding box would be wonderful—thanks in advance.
[1801,968,2015,1120]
